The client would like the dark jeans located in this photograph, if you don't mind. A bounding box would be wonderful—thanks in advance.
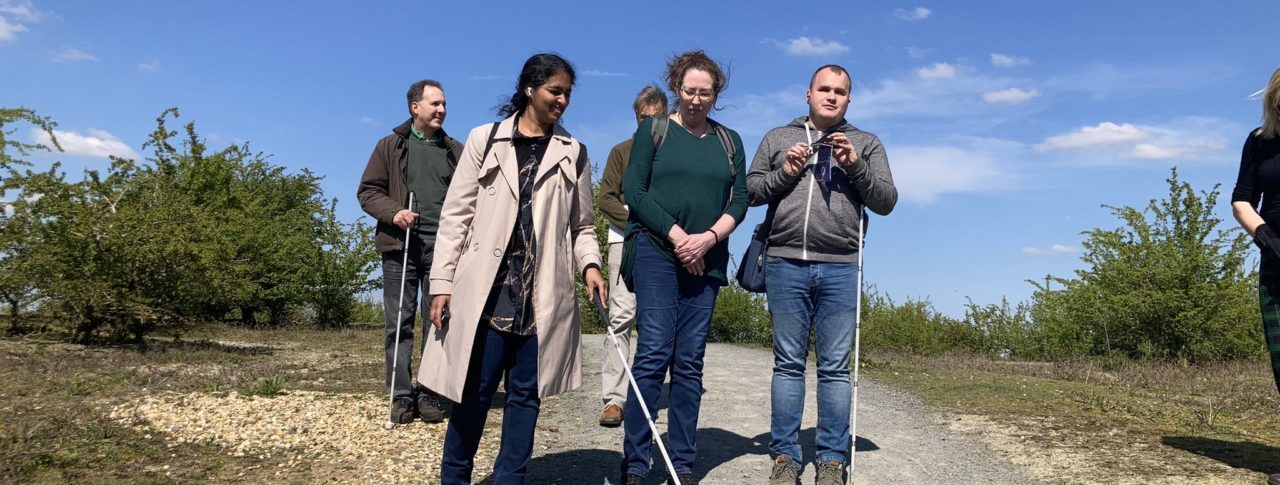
[382,231,434,400]
[1259,255,1280,394]
[440,324,541,484]
[622,235,720,478]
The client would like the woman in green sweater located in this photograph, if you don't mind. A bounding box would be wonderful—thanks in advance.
[619,50,748,485]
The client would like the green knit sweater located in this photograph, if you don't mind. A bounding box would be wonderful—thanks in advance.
[623,116,748,285]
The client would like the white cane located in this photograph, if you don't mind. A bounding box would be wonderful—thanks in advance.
[385,191,415,430]
[848,213,865,484]
[593,296,681,485]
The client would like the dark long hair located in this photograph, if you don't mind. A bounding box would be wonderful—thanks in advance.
[496,53,577,117]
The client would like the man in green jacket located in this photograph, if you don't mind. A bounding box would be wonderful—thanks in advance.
[357,80,463,424]
[595,85,667,427]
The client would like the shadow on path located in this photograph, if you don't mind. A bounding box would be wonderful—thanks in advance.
[1161,436,1280,474]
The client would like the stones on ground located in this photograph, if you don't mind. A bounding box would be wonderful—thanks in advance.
[109,390,502,482]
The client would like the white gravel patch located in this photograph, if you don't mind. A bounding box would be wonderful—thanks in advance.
[109,390,500,482]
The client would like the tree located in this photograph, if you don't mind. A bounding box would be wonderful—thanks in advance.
[1029,168,1259,362]
[2,107,379,342]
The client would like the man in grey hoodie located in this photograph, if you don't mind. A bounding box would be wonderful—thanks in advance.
[746,64,897,485]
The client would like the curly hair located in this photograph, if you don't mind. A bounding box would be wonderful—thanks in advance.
[663,50,728,104]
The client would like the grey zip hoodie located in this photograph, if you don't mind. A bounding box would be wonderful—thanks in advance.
[746,116,897,263]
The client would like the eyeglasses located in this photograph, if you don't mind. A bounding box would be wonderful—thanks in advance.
[679,86,715,101]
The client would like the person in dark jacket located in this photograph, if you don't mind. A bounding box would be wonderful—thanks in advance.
[357,79,463,424]
[1230,66,1280,485]
[746,64,897,485]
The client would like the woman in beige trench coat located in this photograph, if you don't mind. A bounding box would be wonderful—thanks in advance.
[419,53,606,485]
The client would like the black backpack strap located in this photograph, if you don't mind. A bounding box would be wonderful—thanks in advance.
[480,122,500,162]
[574,141,589,179]
[708,118,738,212]
[650,115,669,152]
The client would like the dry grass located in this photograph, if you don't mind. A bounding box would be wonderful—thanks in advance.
[0,322,486,483]
[864,351,1280,484]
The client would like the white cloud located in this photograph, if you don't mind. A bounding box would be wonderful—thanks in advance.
[358,117,377,125]
[890,137,1024,205]
[0,1,46,21]
[32,128,139,159]
[53,47,95,62]
[1022,245,1077,256]
[905,46,931,59]
[768,36,850,57]
[0,1,51,44]
[1124,143,1193,160]
[469,74,501,81]
[0,14,26,43]
[917,62,956,79]
[990,53,1030,68]
[1034,122,1150,151]
[1033,117,1239,164]
[583,69,630,77]
[982,87,1039,104]
[893,7,931,20]
[138,59,160,71]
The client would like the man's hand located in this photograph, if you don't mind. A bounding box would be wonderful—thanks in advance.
[584,267,608,305]
[393,209,420,230]
[829,132,858,167]
[784,142,812,176]
[429,294,451,330]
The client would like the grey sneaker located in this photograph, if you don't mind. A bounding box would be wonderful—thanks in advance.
[814,461,844,485]
[622,473,645,485]
[390,396,416,424]
[1268,473,1280,485]
[417,390,448,423]
[769,456,800,485]
[667,473,695,485]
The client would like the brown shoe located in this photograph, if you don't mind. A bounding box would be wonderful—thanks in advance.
[599,403,623,427]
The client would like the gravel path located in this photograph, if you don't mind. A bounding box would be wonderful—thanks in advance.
[528,335,1037,484]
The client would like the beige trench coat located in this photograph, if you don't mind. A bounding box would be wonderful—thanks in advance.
[417,115,601,403]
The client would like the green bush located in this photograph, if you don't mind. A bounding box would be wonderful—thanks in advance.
[1027,168,1260,363]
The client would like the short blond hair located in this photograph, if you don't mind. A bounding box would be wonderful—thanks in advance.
[1259,67,1280,139]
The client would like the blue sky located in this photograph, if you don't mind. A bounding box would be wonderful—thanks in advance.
[2,1,1276,317]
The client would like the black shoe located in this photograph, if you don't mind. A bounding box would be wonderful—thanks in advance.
[622,473,645,485]
[417,390,449,423]
[390,396,416,424]
[667,473,695,485]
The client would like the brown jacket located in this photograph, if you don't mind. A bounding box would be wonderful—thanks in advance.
[356,118,464,253]
[596,138,633,228]
[417,116,601,402]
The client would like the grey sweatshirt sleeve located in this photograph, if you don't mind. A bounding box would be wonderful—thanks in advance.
[841,134,897,216]
[746,129,802,207]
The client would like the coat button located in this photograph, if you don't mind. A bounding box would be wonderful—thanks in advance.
[493,249,502,257]
[488,187,496,195]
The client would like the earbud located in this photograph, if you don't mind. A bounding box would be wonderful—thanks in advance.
[525,88,532,97]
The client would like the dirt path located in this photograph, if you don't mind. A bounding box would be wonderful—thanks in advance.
[527,335,1037,484]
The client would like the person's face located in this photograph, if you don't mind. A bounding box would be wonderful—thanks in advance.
[635,102,665,125]
[411,85,446,131]
[677,68,716,122]
[527,71,573,126]
[806,68,851,125]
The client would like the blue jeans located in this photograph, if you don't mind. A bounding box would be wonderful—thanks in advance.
[765,256,859,466]
[622,235,720,478]
[440,325,540,484]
